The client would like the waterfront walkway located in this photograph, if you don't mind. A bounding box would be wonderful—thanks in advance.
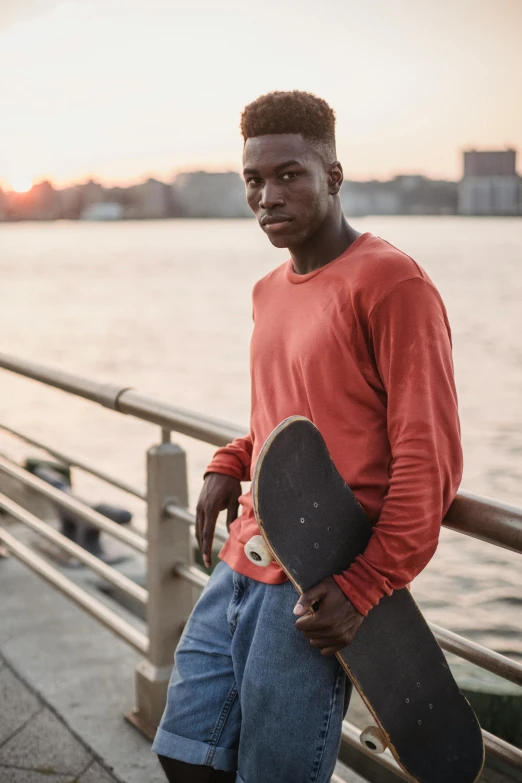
[0,654,117,783]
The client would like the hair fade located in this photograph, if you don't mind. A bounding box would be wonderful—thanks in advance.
[240,91,336,161]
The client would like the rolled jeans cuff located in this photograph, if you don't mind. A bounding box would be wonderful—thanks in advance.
[152,727,238,771]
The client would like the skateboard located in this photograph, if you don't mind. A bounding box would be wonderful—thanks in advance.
[247,416,484,783]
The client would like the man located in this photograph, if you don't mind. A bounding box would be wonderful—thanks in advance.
[152,91,462,783]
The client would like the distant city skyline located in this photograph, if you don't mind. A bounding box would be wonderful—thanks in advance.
[1,0,521,191]
[2,150,520,220]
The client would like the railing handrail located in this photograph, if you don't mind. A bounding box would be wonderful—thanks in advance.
[0,352,245,446]
[0,423,146,500]
[1,351,521,556]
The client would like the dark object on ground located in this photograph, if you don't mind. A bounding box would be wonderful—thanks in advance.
[25,459,132,564]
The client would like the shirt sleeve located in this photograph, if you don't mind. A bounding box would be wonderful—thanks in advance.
[205,433,254,482]
[333,277,463,615]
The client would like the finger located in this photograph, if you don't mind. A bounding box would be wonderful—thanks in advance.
[226,499,239,532]
[293,582,328,616]
[202,509,219,568]
[320,644,345,656]
[195,507,204,553]
[308,636,343,648]
[298,623,342,639]
[295,612,333,632]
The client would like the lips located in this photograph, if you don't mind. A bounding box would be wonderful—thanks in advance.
[260,215,293,233]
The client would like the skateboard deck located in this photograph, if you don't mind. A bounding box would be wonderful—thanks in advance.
[250,416,484,783]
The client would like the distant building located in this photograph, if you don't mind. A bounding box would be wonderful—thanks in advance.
[128,178,174,219]
[459,149,521,215]
[340,176,458,216]
[340,181,401,216]
[174,172,251,218]
[80,202,124,221]
[58,185,83,219]
[79,179,105,207]
[59,179,105,220]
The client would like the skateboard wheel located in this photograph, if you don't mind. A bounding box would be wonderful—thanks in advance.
[244,536,274,567]
[360,725,387,754]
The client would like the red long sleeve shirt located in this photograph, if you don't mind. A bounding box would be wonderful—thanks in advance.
[206,232,462,615]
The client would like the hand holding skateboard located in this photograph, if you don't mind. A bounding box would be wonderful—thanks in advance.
[293,576,365,655]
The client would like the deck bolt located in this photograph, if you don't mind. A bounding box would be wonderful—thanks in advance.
[406,698,409,704]
[300,518,305,523]
[418,720,422,726]
[314,543,319,549]
[314,502,318,507]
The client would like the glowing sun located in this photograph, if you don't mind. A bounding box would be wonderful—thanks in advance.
[11,178,33,193]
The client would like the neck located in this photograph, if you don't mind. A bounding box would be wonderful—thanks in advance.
[289,204,361,275]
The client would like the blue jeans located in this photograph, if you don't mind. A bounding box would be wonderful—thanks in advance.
[152,561,350,782]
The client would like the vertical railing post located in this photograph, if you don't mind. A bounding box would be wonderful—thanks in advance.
[129,434,194,738]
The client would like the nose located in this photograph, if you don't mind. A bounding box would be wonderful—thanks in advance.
[260,182,284,210]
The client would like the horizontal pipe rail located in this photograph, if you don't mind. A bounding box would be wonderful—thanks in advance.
[166,503,195,526]
[430,622,522,687]
[444,490,522,555]
[483,728,522,768]
[168,494,522,555]
[0,353,245,446]
[0,526,148,654]
[166,502,228,543]
[0,493,147,605]
[117,391,245,446]
[1,352,521,551]
[174,563,210,590]
[0,455,147,554]
[0,423,146,500]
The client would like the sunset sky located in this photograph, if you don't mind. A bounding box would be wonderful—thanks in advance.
[1,0,521,191]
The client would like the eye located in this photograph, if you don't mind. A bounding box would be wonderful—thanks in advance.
[281,172,299,181]
[246,177,262,186]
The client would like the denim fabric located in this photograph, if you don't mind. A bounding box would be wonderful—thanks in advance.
[152,561,350,782]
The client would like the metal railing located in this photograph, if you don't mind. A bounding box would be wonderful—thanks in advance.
[0,351,521,779]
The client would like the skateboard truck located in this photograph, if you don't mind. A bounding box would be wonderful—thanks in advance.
[244,535,274,567]
[360,725,388,754]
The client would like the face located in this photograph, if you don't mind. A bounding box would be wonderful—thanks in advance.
[242,134,342,249]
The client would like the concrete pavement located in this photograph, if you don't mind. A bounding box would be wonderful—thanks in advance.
[0,655,117,783]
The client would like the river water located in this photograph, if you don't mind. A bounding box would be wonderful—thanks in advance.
[0,217,521,662]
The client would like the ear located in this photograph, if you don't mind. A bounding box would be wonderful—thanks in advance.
[328,161,343,195]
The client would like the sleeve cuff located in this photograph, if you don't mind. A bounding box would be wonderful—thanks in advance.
[333,556,393,616]
[205,453,246,482]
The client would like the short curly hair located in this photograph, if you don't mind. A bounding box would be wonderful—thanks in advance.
[240,90,336,162]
